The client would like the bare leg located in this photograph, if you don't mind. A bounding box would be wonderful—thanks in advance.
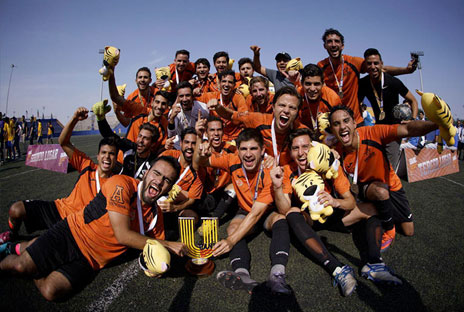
[34,271,73,301]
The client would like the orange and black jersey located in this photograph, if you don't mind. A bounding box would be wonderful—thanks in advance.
[125,113,168,155]
[67,175,164,270]
[297,86,341,130]
[122,86,158,118]
[205,142,237,194]
[169,62,196,89]
[246,93,274,114]
[337,124,402,191]
[318,55,365,125]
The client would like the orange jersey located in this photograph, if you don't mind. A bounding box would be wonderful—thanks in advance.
[246,93,274,114]
[125,114,168,155]
[339,124,402,191]
[197,91,248,142]
[205,142,237,194]
[207,73,243,92]
[54,149,109,219]
[122,86,157,118]
[67,175,164,270]
[297,86,341,130]
[210,153,291,212]
[169,62,196,89]
[318,55,365,124]
[231,111,307,166]
[192,77,217,96]
[160,150,204,199]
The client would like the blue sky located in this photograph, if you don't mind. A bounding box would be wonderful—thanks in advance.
[1,0,463,122]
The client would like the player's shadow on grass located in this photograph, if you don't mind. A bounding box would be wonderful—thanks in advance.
[167,275,198,312]
[248,283,303,312]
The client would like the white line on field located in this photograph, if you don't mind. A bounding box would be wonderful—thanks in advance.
[87,260,140,312]
[439,176,464,188]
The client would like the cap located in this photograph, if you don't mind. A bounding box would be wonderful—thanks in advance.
[275,52,291,62]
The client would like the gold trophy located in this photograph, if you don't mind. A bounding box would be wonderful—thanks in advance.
[179,217,218,276]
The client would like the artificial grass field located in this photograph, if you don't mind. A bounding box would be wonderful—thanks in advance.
[1,135,463,312]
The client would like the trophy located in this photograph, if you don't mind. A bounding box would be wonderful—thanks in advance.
[179,217,218,276]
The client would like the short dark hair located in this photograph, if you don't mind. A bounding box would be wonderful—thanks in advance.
[218,70,236,82]
[98,137,119,154]
[250,76,269,90]
[180,127,196,141]
[300,64,323,82]
[329,105,354,124]
[175,49,190,58]
[287,128,314,150]
[273,86,302,108]
[363,48,382,61]
[154,90,170,101]
[139,123,159,143]
[176,81,193,93]
[206,116,223,129]
[195,58,210,69]
[238,57,253,69]
[213,51,229,64]
[236,128,264,149]
[322,28,344,44]
[149,155,181,185]
[136,67,151,79]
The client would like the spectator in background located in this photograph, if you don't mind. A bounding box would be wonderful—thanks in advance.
[37,119,43,144]
[13,117,21,159]
[361,104,375,126]
[457,120,464,160]
[46,122,54,144]
[29,116,37,145]
[0,113,5,165]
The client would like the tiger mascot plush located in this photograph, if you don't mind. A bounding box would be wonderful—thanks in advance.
[416,90,456,153]
[99,46,120,81]
[292,141,339,223]
[317,112,338,147]
[155,67,172,92]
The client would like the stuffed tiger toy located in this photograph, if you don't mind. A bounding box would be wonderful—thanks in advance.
[416,90,456,153]
[285,57,303,72]
[307,141,339,180]
[98,46,120,81]
[293,171,333,223]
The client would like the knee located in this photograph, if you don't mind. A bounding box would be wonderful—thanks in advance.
[39,282,61,302]
[401,223,414,236]
[367,183,390,201]
[285,207,301,217]
[9,201,26,220]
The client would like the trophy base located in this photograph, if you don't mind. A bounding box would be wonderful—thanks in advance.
[185,258,215,277]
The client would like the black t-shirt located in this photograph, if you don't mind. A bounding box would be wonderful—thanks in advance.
[358,73,408,124]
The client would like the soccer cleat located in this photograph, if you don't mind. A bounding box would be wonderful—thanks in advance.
[266,273,292,295]
[381,227,396,253]
[0,230,13,244]
[333,265,357,296]
[0,242,15,261]
[361,262,403,285]
[216,270,258,294]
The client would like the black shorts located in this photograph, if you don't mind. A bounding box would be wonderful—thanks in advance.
[389,187,413,224]
[26,219,96,290]
[312,208,349,232]
[23,200,62,233]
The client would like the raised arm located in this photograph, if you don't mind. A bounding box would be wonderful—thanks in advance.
[250,45,267,76]
[108,72,126,107]
[403,91,419,119]
[397,120,438,139]
[59,107,88,158]
[382,57,417,76]
[270,166,291,215]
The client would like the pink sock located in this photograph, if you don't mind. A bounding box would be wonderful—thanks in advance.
[15,243,21,256]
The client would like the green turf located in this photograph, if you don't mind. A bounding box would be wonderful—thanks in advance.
[1,135,463,312]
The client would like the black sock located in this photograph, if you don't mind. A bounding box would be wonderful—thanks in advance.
[351,220,369,263]
[287,212,342,274]
[270,219,290,267]
[365,216,383,264]
[374,199,395,231]
[230,238,251,271]
[211,193,234,218]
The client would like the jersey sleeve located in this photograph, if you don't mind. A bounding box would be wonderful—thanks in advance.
[231,111,263,128]
[332,166,350,196]
[69,148,94,173]
[255,173,274,206]
[188,168,205,199]
[281,165,294,194]
[374,124,400,145]
[103,177,133,216]
[122,99,148,118]
[209,153,232,171]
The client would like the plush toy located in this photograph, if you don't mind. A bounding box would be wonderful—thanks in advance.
[138,239,171,277]
[98,46,120,81]
[117,84,127,97]
[293,171,333,223]
[156,184,181,204]
[292,141,339,223]
[92,99,111,121]
[155,67,172,92]
[228,58,235,70]
[238,77,251,98]
[285,57,303,72]
[307,141,340,179]
[416,90,456,153]
[317,112,338,146]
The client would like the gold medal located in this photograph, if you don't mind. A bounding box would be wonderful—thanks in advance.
[379,110,386,121]
[338,90,344,99]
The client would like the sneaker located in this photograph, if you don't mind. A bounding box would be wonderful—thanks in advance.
[361,262,403,285]
[381,227,396,253]
[216,270,258,294]
[333,265,357,296]
[0,242,15,261]
[0,230,13,244]
[266,273,292,295]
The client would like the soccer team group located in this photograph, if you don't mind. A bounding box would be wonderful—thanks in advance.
[0,28,455,302]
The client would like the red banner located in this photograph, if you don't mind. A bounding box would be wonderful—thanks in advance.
[25,144,69,173]
[404,148,459,182]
